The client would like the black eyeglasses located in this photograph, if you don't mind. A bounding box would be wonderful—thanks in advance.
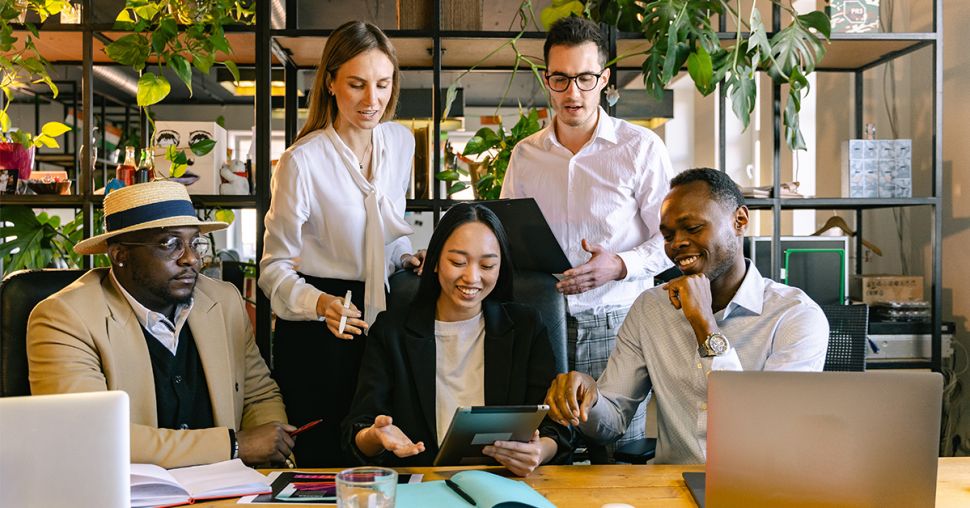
[544,72,604,92]
[118,236,211,261]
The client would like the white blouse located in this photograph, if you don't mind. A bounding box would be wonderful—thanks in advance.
[259,121,415,323]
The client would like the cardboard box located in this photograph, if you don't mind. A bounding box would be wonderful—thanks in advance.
[851,275,924,304]
[152,121,227,195]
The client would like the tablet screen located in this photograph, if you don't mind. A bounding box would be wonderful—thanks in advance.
[433,405,549,466]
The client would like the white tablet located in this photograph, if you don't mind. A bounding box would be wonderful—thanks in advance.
[433,405,550,466]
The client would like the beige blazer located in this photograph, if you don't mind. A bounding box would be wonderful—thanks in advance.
[27,268,287,468]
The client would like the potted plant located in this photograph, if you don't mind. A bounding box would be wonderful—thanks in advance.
[440,109,543,200]
[0,0,72,192]
[0,206,110,274]
[105,0,255,178]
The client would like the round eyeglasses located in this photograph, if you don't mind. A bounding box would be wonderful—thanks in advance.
[545,72,604,93]
[117,236,211,261]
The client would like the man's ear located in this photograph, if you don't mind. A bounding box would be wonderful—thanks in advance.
[734,206,750,235]
[106,243,126,267]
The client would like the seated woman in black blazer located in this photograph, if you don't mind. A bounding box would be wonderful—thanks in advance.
[342,203,571,476]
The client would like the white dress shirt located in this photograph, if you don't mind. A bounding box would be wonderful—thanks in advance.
[434,313,486,445]
[579,262,829,464]
[501,107,674,315]
[109,269,193,355]
[259,122,414,323]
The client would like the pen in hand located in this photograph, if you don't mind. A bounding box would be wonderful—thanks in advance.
[337,290,352,335]
[289,419,323,437]
[445,478,477,506]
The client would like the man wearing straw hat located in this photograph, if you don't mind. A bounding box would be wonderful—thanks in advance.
[27,181,296,469]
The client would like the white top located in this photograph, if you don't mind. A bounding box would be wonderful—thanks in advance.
[434,313,486,445]
[109,269,192,355]
[501,107,675,315]
[259,122,415,323]
[580,262,829,464]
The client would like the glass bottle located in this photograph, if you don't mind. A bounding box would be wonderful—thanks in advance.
[134,148,155,184]
[116,145,136,186]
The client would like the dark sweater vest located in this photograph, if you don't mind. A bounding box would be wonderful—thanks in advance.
[141,324,215,430]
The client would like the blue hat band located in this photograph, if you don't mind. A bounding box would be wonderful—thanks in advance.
[105,199,198,232]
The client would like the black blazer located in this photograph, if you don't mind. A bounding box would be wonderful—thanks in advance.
[341,298,572,466]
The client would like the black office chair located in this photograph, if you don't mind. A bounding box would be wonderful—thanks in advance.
[387,269,568,374]
[221,260,253,296]
[820,303,869,372]
[0,269,86,397]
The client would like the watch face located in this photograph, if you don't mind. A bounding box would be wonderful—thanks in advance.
[708,334,730,355]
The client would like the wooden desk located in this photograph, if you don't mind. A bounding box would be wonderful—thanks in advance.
[195,457,970,507]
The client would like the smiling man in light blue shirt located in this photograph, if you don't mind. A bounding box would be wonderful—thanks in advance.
[544,167,829,464]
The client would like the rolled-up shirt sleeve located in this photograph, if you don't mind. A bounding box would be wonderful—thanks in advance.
[578,313,653,444]
[258,150,322,321]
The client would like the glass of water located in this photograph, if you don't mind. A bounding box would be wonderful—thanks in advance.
[336,467,397,508]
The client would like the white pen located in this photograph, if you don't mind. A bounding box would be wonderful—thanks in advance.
[337,290,352,335]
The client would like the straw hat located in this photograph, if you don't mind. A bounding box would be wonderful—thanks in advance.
[74,181,228,255]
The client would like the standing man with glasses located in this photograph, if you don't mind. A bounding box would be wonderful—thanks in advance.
[501,16,674,461]
[27,181,296,469]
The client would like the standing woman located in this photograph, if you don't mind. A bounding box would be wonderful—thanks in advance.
[259,20,422,466]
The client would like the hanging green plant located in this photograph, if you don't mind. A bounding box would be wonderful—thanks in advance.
[581,0,830,151]
[0,0,71,149]
[105,0,255,176]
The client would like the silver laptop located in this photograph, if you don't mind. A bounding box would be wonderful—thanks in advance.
[690,371,942,508]
[0,391,130,508]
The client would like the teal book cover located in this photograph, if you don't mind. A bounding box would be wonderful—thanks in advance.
[397,470,555,508]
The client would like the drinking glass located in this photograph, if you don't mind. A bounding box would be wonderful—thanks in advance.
[336,467,397,508]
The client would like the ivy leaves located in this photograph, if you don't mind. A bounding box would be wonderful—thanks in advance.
[107,0,255,107]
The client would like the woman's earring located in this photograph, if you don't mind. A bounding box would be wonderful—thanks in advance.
[118,262,124,267]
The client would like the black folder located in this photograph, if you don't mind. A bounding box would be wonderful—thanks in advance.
[477,198,571,274]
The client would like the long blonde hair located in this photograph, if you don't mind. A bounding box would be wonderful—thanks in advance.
[295,21,401,142]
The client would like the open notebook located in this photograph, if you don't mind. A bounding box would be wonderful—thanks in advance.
[131,459,270,507]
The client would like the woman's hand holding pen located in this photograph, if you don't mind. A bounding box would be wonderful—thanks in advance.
[316,293,367,340]
[401,250,427,275]
[355,415,426,458]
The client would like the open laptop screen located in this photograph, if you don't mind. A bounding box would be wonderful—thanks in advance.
[703,371,941,508]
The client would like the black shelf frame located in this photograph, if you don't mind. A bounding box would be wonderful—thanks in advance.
[255,2,944,370]
[2,1,942,371]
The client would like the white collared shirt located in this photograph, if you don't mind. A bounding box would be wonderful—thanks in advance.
[109,269,193,355]
[501,107,674,315]
[580,262,829,464]
[259,122,415,321]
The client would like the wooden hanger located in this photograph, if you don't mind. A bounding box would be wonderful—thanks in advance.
[811,215,883,256]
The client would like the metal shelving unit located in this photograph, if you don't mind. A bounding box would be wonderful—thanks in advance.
[0,1,259,269]
[2,2,941,370]
[256,3,943,370]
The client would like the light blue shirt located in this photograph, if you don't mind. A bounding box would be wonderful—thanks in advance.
[579,261,829,464]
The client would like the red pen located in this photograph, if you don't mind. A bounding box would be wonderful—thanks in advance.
[290,419,323,437]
